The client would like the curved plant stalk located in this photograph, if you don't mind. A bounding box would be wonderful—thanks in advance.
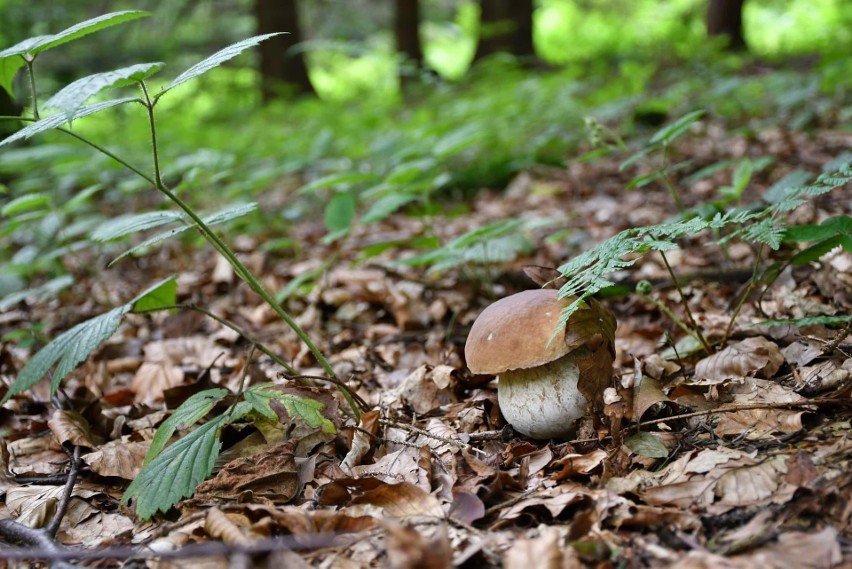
[136,83,357,418]
[658,251,712,353]
[0,85,361,419]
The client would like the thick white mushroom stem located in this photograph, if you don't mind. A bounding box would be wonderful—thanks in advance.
[497,352,588,439]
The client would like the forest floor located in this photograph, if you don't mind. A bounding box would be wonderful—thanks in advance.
[1,88,851,567]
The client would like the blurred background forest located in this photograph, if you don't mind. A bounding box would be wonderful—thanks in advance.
[0,0,850,301]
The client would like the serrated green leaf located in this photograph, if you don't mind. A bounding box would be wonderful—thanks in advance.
[108,203,257,265]
[158,33,284,97]
[789,236,844,265]
[44,63,164,120]
[123,415,225,520]
[324,190,356,234]
[649,110,704,146]
[1,192,51,216]
[784,215,852,243]
[0,11,149,59]
[244,384,336,434]
[132,276,177,313]
[1,306,126,403]
[624,432,669,458]
[762,169,812,204]
[297,172,377,195]
[758,314,852,328]
[144,389,229,464]
[0,97,138,148]
[90,210,185,242]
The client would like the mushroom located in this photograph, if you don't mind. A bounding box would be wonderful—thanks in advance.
[464,289,613,439]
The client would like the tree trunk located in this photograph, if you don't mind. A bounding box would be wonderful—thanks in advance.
[507,0,534,58]
[395,0,424,67]
[473,0,509,63]
[256,0,315,100]
[473,0,536,64]
[395,0,425,88]
[707,0,746,51]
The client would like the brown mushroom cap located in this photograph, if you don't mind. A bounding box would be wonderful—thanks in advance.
[465,289,573,375]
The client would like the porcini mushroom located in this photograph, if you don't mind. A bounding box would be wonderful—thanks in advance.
[465,289,613,439]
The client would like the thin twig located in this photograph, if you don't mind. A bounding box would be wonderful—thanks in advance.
[379,419,485,454]
[482,485,544,518]
[45,445,81,538]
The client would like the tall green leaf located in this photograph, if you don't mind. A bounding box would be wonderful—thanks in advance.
[108,203,257,265]
[0,11,150,58]
[649,110,705,146]
[90,210,185,242]
[44,63,164,120]
[123,415,226,520]
[158,33,284,97]
[0,98,138,148]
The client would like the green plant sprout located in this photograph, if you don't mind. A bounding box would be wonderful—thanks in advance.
[558,115,852,351]
[0,11,362,519]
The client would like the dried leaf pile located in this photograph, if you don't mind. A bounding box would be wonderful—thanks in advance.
[1,110,851,567]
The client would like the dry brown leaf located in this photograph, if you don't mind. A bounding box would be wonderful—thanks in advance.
[732,526,842,569]
[713,377,809,439]
[385,522,452,569]
[551,449,607,480]
[498,484,592,521]
[48,409,100,448]
[58,512,135,548]
[205,507,251,546]
[694,337,784,382]
[131,361,184,405]
[399,365,459,415]
[341,411,379,471]
[503,527,582,569]
[194,439,299,502]
[82,438,150,480]
[318,479,444,519]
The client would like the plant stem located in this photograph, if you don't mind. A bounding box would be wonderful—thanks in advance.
[638,290,702,344]
[136,85,352,417]
[660,146,685,211]
[135,303,298,375]
[721,244,763,347]
[659,250,712,353]
[0,115,155,185]
[140,83,163,186]
[25,59,39,120]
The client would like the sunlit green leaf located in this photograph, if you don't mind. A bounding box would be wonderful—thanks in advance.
[131,275,178,313]
[1,192,51,216]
